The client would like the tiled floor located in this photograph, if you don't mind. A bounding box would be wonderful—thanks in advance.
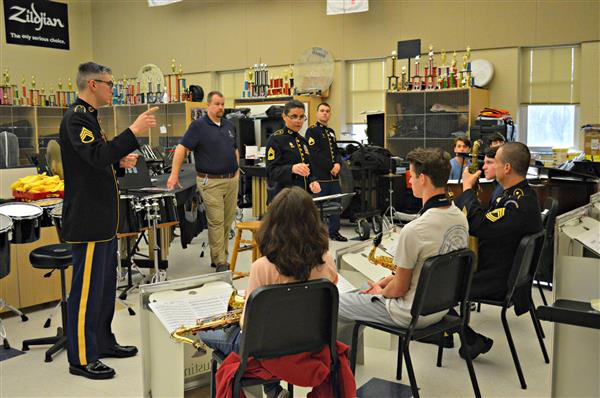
[0,213,553,397]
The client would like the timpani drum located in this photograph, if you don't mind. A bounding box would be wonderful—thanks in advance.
[32,198,63,228]
[0,214,13,274]
[0,203,43,243]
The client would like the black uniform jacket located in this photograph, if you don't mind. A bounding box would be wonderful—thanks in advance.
[60,98,139,242]
[265,127,317,199]
[454,179,542,300]
[304,122,343,182]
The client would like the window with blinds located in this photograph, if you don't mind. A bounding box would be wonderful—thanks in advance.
[217,70,245,106]
[346,59,385,124]
[521,45,580,104]
[520,45,580,148]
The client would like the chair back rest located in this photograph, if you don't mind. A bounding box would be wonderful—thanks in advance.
[239,279,339,361]
[410,249,475,319]
[505,230,545,302]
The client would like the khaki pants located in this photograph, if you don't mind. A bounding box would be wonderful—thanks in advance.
[197,176,239,265]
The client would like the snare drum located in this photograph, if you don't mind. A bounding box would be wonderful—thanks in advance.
[118,194,143,235]
[138,193,178,228]
[0,214,13,275]
[50,204,63,241]
[32,198,63,227]
[0,202,43,243]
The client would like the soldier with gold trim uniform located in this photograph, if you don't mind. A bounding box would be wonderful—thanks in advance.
[60,62,157,380]
[304,102,347,241]
[265,100,320,203]
[453,142,542,359]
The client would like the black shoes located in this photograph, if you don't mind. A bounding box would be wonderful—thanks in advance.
[98,344,139,359]
[329,232,348,242]
[420,332,454,348]
[69,360,115,380]
[215,263,230,273]
[459,334,494,360]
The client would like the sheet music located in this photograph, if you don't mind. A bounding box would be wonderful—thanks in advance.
[337,273,357,294]
[149,283,233,333]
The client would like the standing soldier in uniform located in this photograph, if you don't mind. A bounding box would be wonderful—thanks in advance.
[305,103,347,241]
[265,100,321,202]
[454,142,542,359]
[61,62,158,379]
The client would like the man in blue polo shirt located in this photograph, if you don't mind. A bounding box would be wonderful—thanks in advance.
[168,91,239,271]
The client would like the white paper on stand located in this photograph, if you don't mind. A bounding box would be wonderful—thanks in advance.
[148,281,233,333]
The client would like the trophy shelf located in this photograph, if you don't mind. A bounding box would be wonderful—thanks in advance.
[384,87,488,157]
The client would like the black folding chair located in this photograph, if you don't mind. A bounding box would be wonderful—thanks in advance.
[349,249,480,398]
[210,279,341,398]
[535,197,558,306]
[472,230,549,390]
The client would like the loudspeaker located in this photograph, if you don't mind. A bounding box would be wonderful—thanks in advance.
[366,113,385,147]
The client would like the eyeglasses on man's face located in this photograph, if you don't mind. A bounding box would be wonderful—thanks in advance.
[93,79,115,89]
[286,114,307,121]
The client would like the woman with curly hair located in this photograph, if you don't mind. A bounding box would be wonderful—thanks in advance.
[199,186,338,398]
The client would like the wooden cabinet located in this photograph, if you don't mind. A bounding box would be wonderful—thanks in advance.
[0,227,72,313]
[385,88,488,157]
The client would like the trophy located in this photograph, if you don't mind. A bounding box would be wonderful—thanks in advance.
[400,65,407,91]
[450,51,458,88]
[57,78,63,107]
[387,50,399,91]
[425,45,437,90]
[1,69,9,105]
[465,46,473,87]
[411,56,422,91]
[30,75,38,106]
[67,77,74,105]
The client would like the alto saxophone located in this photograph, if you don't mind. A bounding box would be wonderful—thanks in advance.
[170,290,245,350]
[466,140,481,265]
[367,233,396,272]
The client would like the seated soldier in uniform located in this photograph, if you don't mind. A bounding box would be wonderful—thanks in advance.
[483,147,504,207]
[454,142,543,359]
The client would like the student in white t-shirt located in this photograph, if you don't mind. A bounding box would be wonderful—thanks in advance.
[337,147,469,345]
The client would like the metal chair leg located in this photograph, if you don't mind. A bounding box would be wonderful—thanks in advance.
[501,308,527,389]
[459,327,482,398]
[210,358,217,398]
[396,336,404,380]
[537,283,548,306]
[529,307,550,363]
[402,343,420,398]
[349,322,361,374]
[436,334,444,367]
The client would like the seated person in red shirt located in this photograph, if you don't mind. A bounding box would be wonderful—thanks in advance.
[199,186,338,398]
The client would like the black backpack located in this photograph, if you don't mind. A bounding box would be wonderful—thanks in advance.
[349,146,392,174]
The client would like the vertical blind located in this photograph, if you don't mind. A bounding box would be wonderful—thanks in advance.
[346,59,385,124]
[521,45,580,104]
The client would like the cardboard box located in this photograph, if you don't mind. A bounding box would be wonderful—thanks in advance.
[583,127,600,157]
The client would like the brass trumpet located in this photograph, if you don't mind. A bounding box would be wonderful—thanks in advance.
[170,290,245,350]
[367,233,396,272]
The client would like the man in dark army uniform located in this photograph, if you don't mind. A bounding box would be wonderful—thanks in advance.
[265,100,321,202]
[60,62,158,379]
[454,142,542,359]
[305,102,347,241]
